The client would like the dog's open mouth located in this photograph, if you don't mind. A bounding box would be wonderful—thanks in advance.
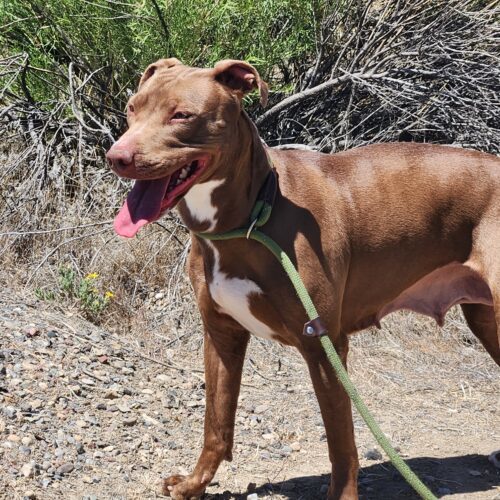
[114,158,208,238]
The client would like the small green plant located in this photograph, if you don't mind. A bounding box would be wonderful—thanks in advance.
[77,272,114,319]
[36,267,114,321]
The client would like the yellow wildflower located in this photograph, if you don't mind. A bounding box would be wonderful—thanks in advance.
[105,291,114,299]
[86,272,99,280]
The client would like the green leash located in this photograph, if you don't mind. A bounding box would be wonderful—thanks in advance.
[196,172,437,500]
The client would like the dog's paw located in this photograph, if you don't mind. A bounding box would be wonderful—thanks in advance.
[161,474,204,499]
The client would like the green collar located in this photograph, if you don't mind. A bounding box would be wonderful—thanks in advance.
[195,167,277,241]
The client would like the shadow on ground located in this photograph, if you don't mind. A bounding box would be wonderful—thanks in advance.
[208,454,499,499]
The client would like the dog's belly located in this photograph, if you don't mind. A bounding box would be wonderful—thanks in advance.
[375,262,493,327]
[207,242,275,340]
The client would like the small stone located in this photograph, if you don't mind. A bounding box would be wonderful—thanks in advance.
[56,462,74,475]
[7,434,20,442]
[247,494,258,500]
[155,292,164,300]
[97,355,109,364]
[96,403,107,410]
[254,404,269,414]
[41,478,51,488]
[25,327,40,337]
[23,490,36,499]
[123,417,137,426]
[68,385,81,395]
[75,420,88,428]
[117,404,131,413]
[290,441,301,451]
[76,442,85,454]
[30,399,43,410]
[89,332,103,342]
[3,406,16,419]
[364,448,383,461]
[20,462,35,478]
[47,330,58,338]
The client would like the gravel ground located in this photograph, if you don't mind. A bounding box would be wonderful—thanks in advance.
[0,288,499,500]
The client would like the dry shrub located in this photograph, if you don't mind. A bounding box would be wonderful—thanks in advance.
[1,1,498,348]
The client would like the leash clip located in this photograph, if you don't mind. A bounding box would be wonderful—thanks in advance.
[303,317,327,337]
[246,218,258,239]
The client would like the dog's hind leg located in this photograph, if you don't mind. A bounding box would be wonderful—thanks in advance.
[461,304,499,366]
[301,333,359,500]
[464,211,500,366]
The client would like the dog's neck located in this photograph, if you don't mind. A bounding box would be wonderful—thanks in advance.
[178,111,271,234]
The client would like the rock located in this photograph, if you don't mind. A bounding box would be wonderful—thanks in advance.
[123,417,138,426]
[364,448,383,460]
[247,494,258,500]
[254,404,269,414]
[290,441,301,451]
[20,462,35,478]
[30,399,43,410]
[23,490,36,499]
[47,330,58,338]
[3,406,16,419]
[75,419,88,428]
[156,374,169,384]
[56,462,74,475]
[104,389,120,399]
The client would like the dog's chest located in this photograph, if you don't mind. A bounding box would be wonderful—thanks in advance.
[207,243,274,340]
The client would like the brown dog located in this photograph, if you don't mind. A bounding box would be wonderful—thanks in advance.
[107,58,500,499]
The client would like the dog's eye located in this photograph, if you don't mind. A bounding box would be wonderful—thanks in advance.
[172,111,192,121]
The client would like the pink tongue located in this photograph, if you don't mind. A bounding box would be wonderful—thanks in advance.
[114,178,170,237]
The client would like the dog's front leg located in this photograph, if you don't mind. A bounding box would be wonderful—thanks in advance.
[162,325,250,499]
[301,333,359,500]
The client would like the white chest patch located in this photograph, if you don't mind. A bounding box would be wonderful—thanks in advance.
[183,179,225,231]
[207,242,275,340]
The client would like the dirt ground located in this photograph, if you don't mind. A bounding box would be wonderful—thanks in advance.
[0,287,499,500]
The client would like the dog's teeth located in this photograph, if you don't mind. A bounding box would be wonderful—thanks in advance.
[179,168,188,179]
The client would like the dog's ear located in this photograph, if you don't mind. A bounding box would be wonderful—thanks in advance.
[139,58,182,88]
[213,60,268,107]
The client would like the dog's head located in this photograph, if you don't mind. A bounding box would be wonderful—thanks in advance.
[108,58,268,237]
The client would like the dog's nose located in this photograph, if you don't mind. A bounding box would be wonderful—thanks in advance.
[106,147,134,172]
